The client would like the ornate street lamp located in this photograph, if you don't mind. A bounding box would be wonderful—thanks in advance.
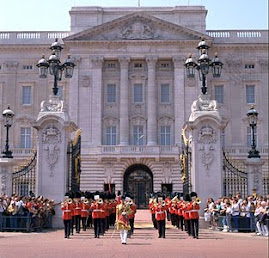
[184,38,223,95]
[37,38,75,96]
[2,105,15,158]
[246,106,260,158]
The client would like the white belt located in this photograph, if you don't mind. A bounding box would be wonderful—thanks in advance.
[186,210,198,213]
[81,210,88,212]
[64,210,71,212]
[75,207,81,210]
[156,211,165,214]
[93,209,101,212]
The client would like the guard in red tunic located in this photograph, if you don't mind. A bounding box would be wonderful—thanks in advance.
[81,197,90,231]
[182,194,192,236]
[148,197,157,229]
[190,192,200,239]
[91,195,103,238]
[73,194,82,234]
[154,197,167,238]
[61,196,73,239]
[177,196,184,231]
[128,198,137,237]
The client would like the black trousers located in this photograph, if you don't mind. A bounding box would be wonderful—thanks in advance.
[152,214,157,229]
[81,217,87,231]
[74,215,81,233]
[100,218,105,234]
[63,220,71,238]
[70,217,74,234]
[129,218,135,235]
[185,219,191,235]
[93,218,101,237]
[179,215,184,231]
[190,219,199,238]
[157,220,165,238]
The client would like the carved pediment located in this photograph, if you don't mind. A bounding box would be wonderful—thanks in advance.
[65,13,209,42]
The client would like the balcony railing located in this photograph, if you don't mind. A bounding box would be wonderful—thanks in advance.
[207,30,268,43]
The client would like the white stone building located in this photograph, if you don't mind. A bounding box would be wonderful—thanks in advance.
[0,6,268,207]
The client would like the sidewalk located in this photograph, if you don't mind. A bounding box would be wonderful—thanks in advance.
[0,210,267,258]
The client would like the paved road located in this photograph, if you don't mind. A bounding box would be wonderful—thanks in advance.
[0,210,267,258]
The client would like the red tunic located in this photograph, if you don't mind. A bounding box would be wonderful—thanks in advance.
[128,204,137,219]
[189,202,200,219]
[73,201,82,216]
[154,205,166,221]
[91,203,103,219]
[81,203,89,218]
[61,203,73,220]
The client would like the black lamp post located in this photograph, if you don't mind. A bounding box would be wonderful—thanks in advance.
[246,106,260,158]
[184,38,223,95]
[2,105,15,158]
[37,38,75,96]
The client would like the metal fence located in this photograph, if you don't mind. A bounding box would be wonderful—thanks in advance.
[12,151,37,195]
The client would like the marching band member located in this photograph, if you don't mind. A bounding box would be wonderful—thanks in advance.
[154,197,167,238]
[149,197,157,229]
[128,198,137,237]
[116,196,131,244]
[61,195,73,239]
[73,194,82,234]
[182,193,192,236]
[81,196,90,231]
[190,192,200,239]
[177,195,184,231]
[91,195,102,238]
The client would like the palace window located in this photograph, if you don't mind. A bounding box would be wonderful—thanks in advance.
[104,183,115,193]
[160,126,171,145]
[134,62,143,68]
[214,85,224,104]
[246,85,255,104]
[133,125,144,145]
[245,64,255,69]
[105,126,117,145]
[161,84,170,103]
[247,126,257,148]
[22,86,32,105]
[20,127,31,148]
[23,65,33,70]
[107,84,116,103]
[134,84,143,103]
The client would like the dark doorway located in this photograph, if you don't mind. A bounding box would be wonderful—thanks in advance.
[124,164,153,209]
[162,184,173,196]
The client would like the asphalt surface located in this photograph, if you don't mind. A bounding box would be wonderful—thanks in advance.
[0,210,268,258]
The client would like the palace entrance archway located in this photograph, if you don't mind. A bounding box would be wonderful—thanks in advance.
[124,164,153,209]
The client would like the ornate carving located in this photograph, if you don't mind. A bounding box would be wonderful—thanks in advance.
[191,94,218,112]
[91,57,104,69]
[0,168,7,194]
[42,125,61,176]
[40,95,66,112]
[120,20,157,39]
[118,56,130,69]
[81,76,91,87]
[198,125,217,171]
[162,162,171,183]
[104,162,115,183]
[146,56,158,69]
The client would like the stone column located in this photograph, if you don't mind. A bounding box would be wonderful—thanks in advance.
[0,158,14,196]
[173,57,185,145]
[146,56,158,146]
[119,56,130,146]
[184,95,227,213]
[244,157,264,196]
[33,95,77,227]
[90,57,103,145]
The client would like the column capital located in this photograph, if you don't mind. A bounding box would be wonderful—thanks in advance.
[173,56,185,69]
[146,56,158,69]
[90,56,104,69]
[118,56,130,69]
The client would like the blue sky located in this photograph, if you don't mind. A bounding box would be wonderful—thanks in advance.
[0,0,267,31]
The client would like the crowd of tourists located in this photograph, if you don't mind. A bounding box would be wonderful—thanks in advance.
[204,193,269,236]
[0,192,55,232]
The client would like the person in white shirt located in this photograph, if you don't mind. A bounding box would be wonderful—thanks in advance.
[231,197,240,233]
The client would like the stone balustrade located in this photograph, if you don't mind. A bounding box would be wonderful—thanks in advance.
[207,30,268,43]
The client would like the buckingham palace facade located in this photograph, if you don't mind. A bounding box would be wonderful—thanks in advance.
[0,6,268,206]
